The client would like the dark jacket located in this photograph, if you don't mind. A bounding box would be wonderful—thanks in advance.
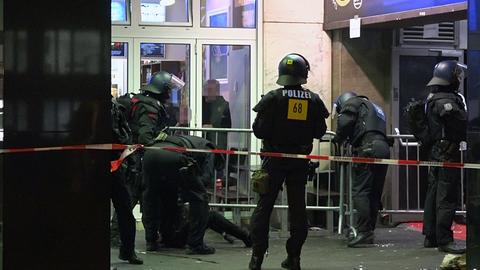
[252,86,329,154]
[335,96,387,147]
[129,94,169,145]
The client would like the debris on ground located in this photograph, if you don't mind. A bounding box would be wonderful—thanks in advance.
[440,254,466,270]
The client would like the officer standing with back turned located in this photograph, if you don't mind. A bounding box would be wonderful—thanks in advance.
[333,91,390,247]
[421,60,467,254]
[248,53,329,270]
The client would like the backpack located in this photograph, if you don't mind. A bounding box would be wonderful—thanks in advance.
[405,99,430,146]
[112,97,132,144]
[405,93,467,147]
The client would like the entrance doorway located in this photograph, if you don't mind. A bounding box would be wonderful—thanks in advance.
[391,48,464,211]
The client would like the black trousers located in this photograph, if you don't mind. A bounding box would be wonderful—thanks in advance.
[208,210,247,240]
[250,158,309,257]
[142,148,209,248]
[423,140,460,245]
[352,139,390,233]
[112,169,137,257]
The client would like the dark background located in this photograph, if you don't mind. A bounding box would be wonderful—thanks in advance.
[3,0,111,269]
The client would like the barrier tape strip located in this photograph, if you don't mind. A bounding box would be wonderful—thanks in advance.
[138,146,480,171]
[1,144,479,172]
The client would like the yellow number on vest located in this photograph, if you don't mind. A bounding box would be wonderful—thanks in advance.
[287,99,308,120]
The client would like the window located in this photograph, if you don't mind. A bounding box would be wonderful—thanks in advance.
[112,0,129,24]
[202,43,251,166]
[111,42,129,97]
[140,0,191,25]
[140,43,191,126]
[201,0,256,28]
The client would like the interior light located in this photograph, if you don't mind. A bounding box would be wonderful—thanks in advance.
[160,0,175,6]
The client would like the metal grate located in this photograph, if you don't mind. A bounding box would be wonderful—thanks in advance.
[400,22,456,44]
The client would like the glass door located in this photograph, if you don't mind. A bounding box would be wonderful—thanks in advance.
[133,39,195,127]
[111,38,133,98]
[196,39,256,146]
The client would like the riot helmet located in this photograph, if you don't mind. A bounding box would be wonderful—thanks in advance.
[427,60,467,88]
[333,91,357,114]
[142,71,185,95]
[276,53,310,86]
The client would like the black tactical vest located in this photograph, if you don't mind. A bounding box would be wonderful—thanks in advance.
[346,97,387,146]
[426,91,467,143]
[253,87,328,154]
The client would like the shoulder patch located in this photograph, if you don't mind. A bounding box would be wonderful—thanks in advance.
[444,103,453,111]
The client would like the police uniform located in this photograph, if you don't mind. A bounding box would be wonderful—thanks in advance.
[334,94,390,246]
[419,60,467,254]
[130,94,169,146]
[423,90,467,249]
[250,86,329,260]
[142,135,219,254]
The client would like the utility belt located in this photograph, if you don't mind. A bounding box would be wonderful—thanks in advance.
[263,141,312,155]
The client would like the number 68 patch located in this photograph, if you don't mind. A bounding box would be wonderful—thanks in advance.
[287,99,308,120]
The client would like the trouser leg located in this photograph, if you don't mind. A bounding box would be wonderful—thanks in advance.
[250,171,284,255]
[369,163,388,231]
[141,174,162,243]
[285,171,308,257]
[436,167,457,245]
[159,180,179,244]
[352,163,374,233]
[112,172,136,256]
[187,200,209,248]
[208,210,248,240]
[423,167,438,240]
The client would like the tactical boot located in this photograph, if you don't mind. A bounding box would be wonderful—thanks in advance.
[146,241,159,252]
[186,244,216,255]
[241,233,253,248]
[347,231,374,247]
[281,256,301,270]
[222,232,235,244]
[118,252,143,265]
[248,254,264,270]
[438,242,466,254]
[424,237,438,248]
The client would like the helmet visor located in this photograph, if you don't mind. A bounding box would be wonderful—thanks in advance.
[170,74,186,89]
[456,63,467,81]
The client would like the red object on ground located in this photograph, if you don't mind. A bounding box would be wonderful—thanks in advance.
[407,222,466,241]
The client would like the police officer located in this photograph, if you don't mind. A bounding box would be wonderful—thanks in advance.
[130,71,185,146]
[142,134,221,254]
[129,71,184,251]
[111,97,143,265]
[333,91,390,247]
[422,61,467,254]
[249,53,329,270]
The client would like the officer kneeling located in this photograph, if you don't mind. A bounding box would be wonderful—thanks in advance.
[248,53,329,270]
[142,134,220,254]
[333,91,390,247]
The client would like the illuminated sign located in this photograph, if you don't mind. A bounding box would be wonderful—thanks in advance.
[325,0,467,30]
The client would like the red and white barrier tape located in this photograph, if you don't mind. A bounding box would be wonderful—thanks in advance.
[0,143,128,154]
[0,144,479,172]
[137,146,480,170]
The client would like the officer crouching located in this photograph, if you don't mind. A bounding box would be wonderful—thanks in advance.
[333,91,390,247]
[248,53,329,270]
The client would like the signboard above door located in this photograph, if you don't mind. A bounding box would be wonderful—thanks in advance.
[324,0,467,30]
